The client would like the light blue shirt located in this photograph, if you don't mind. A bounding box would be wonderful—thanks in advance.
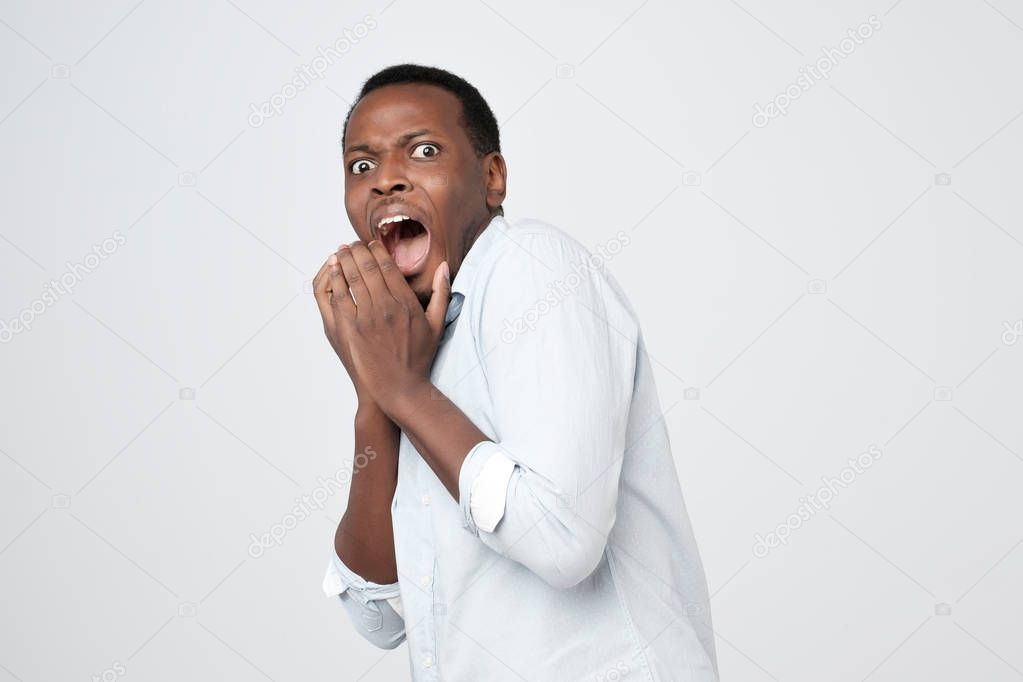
[323,213,718,681]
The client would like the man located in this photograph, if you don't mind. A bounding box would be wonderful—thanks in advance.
[313,63,718,681]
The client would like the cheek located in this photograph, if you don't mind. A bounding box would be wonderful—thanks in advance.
[427,233,449,258]
[343,195,369,240]
[352,221,373,243]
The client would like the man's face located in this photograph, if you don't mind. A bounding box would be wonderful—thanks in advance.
[343,83,506,307]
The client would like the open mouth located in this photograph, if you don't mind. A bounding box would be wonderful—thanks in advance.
[379,217,431,277]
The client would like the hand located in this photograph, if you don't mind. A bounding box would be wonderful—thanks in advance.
[313,250,376,406]
[328,240,451,415]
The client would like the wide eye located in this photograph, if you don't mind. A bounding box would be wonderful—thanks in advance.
[411,143,439,159]
[350,159,376,175]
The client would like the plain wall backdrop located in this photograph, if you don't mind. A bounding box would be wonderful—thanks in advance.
[2,0,1022,680]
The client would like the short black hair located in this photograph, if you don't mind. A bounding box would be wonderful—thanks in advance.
[342,63,501,160]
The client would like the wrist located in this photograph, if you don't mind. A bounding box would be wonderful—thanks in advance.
[381,379,434,427]
[355,400,391,428]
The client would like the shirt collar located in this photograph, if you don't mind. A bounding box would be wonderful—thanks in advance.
[444,213,508,326]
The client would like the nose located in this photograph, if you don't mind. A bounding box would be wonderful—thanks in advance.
[371,154,411,195]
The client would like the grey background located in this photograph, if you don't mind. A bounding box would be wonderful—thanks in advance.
[2,0,1022,680]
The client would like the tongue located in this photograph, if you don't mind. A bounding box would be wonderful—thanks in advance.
[393,230,429,272]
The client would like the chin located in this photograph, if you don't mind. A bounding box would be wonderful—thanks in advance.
[405,259,439,300]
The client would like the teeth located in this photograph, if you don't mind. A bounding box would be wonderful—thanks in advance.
[377,214,411,235]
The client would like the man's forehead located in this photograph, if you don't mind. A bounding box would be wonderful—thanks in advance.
[347,84,460,144]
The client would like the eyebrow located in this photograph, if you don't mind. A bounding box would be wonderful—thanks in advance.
[344,129,433,155]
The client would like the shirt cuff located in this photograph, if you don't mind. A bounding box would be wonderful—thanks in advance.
[458,441,517,536]
[385,594,404,620]
[322,549,402,604]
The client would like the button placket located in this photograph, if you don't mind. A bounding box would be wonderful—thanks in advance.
[407,456,439,679]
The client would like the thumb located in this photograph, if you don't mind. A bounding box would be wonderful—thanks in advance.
[425,260,451,338]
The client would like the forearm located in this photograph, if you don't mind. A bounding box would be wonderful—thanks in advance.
[386,381,489,502]
[386,383,616,589]
[334,403,400,584]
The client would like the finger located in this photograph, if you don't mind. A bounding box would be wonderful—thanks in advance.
[337,243,373,309]
[424,260,451,339]
[328,251,357,321]
[349,241,397,308]
[313,255,337,328]
[367,240,419,310]
[313,253,337,294]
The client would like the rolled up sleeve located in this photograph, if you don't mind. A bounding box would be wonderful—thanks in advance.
[458,441,517,534]
[458,231,639,589]
[322,549,406,649]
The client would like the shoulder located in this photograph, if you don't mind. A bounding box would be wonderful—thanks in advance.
[471,215,639,330]
[480,216,625,287]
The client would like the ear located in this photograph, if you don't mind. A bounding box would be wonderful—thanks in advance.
[482,152,507,212]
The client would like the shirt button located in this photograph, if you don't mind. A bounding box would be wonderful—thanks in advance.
[421,494,430,506]
[422,654,433,668]
[420,574,432,587]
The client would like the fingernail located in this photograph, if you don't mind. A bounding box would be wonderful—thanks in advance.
[442,261,450,284]
[328,253,338,265]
